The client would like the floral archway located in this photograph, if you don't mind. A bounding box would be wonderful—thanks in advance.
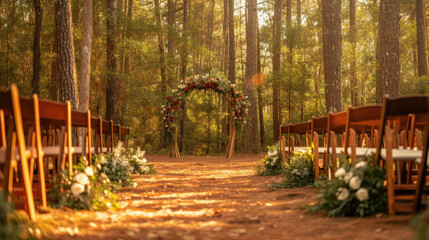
[161,75,248,158]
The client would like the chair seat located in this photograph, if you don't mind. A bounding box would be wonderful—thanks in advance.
[0,147,34,163]
[42,146,75,156]
[285,146,309,153]
[345,147,376,157]
[344,147,426,163]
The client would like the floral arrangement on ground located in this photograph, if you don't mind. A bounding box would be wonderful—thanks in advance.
[49,141,156,210]
[161,74,248,140]
[309,155,387,217]
[269,148,314,189]
[255,143,283,176]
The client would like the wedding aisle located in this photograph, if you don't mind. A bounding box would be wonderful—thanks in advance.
[42,154,414,240]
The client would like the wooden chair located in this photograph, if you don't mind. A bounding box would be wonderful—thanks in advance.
[343,104,382,164]
[120,126,131,149]
[71,109,92,165]
[102,120,114,153]
[91,117,103,154]
[0,85,36,220]
[280,121,311,164]
[375,96,429,215]
[326,111,347,175]
[311,116,328,178]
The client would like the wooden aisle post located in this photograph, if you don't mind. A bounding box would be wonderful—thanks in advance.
[225,108,236,159]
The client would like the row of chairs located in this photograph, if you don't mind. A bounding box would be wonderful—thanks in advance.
[0,85,131,220]
[280,95,429,215]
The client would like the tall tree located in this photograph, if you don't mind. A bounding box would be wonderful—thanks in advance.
[322,0,342,113]
[245,0,260,153]
[167,0,175,89]
[32,0,42,95]
[286,0,293,123]
[228,0,236,84]
[379,0,399,100]
[78,0,93,112]
[272,0,282,141]
[180,0,188,152]
[416,0,428,82]
[106,0,118,121]
[257,15,265,149]
[155,0,167,98]
[55,0,78,109]
[124,0,133,74]
[349,0,357,106]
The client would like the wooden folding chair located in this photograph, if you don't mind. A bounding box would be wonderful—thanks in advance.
[102,120,114,153]
[71,109,92,165]
[343,104,382,164]
[91,117,103,154]
[311,116,328,179]
[0,85,36,220]
[375,96,429,215]
[120,126,131,149]
[326,111,347,175]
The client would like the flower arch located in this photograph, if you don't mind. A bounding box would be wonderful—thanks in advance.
[161,75,248,158]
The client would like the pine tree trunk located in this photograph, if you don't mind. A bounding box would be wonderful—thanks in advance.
[167,0,175,89]
[124,0,133,74]
[78,0,93,112]
[379,0,399,100]
[350,0,357,106]
[272,0,282,141]
[375,0,381,103]
[416,0,428,89]
[257,15,265,149]
[286,0,292,123]
[32,0,42,95]
[322,0,342,113]
[245,0,260,153]
[155,0,167,98]
[180,0,188,153]
[228,0,236,84]
[106,0,118,121]
[55,0,78,109]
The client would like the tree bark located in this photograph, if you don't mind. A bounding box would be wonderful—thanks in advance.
[124,0,133,74]
[245,0,260,153]
[228,0,236,84]
[379,0,399,100]
[180,0,188,153]
[257,21,265,149]
[155,0,167,98]
[167,0,175,89]
[32,0,42,95]
[322,0,342,113]
[416,0,428,82]
[78,0,93,112]
[106,0,118,121]
[286,0,292,123]
[55,0,78,109]
[272,0,282,141]
[350,0,357,106]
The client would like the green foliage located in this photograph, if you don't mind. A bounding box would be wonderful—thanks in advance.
[0,192,40,239]
[309,156,387,217]
[255,143,283,176]
[124,142,157,175]
[411,205,429,240]
[49,158,119,211]
[270,149,314,189]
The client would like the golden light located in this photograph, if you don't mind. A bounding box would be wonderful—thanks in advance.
[252,73,266,86]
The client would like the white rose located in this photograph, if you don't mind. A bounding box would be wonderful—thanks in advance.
[265,161,269,165]
[70,183,85,196]
[143,158,147,163]
[344,172,353,183]
[355,161,367,169]
[272,150,278,156]
[74,173,89,185]
[84,167,94,177]
[349,176,362,190]
[334,167,346,179]
[336,187,350,201]
[356,188,369,202]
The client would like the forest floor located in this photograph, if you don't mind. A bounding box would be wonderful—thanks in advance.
[39,154,415,240]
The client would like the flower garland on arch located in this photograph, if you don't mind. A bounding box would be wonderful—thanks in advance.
[161,75,248,140]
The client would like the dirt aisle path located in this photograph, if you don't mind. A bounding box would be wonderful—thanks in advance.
[44,154,414,240]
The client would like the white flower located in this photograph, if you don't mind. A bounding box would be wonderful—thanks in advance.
[336,187,350,201]
[84,167,94,177]
[334,167,346,179]
[355,161,367,169]
[133,182,138,188]
[356,188,369,202]
[349,176,362,190]
[70,183,85,196]
[74,173,89,185]
[265,161,269,165]
[344,172,353,183]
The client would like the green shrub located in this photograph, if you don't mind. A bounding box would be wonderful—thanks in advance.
[255,143,283,176]
[49,158,118,211]
[270,149,314,189]
[411,205,429,240]
[309,155,387,217]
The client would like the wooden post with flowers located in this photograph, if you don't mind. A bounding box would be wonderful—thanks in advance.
[162,75,247,159]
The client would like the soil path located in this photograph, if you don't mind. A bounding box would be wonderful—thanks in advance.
[43,154,415,240]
